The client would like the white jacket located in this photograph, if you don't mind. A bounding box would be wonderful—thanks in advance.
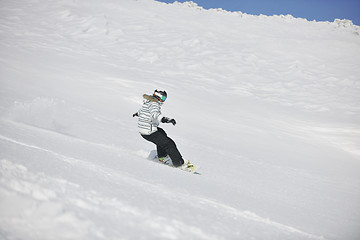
[137,95,164,135]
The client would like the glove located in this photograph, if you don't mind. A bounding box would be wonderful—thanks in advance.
[133,112,139,117]
[169,119,176,126]
[161,117,176,126]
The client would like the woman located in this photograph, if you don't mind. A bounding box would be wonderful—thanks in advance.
[133,90,193,171]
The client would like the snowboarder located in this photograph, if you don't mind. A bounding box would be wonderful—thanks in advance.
[133,90,193,170]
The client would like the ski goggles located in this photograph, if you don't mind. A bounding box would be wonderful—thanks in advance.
[159,95,167,102]
[153,94,167,102]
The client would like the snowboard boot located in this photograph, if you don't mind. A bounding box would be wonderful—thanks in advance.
[158,155,172,166]
[180,159,195,172]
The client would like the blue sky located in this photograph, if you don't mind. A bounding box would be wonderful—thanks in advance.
[157,0,360,26]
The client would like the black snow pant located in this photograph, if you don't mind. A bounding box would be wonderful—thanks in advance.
[141,127,184,167]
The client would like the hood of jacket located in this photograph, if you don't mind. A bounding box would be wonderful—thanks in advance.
[143,94,159,102]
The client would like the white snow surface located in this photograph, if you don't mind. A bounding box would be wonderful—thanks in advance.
[1,0,360,239]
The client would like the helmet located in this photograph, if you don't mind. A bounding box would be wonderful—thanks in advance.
[153,90,167,102]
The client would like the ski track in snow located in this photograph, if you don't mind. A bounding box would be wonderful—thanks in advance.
[1,0,360,239]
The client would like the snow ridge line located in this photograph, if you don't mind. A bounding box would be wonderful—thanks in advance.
[1,119,125,153]
[165,0,360,29]
[0,134,79,165]
[195,198,326,240]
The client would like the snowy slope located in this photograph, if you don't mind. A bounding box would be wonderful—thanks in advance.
[1,0,360,239]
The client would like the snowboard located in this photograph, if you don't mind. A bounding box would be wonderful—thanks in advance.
[147,150,201,175]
